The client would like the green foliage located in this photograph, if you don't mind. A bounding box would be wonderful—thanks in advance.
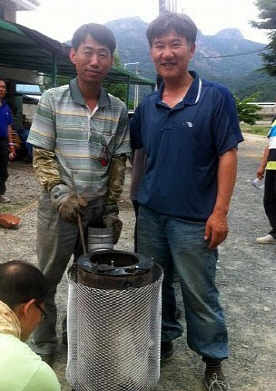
[40,75,71,92]
[251,0,276,77]
[234,95,262,125]
[104,82,127,102]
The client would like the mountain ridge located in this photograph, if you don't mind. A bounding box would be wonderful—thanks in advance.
[105,17,275,101]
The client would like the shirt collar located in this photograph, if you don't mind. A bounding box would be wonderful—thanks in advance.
[69,77,110,108]
[0,300,21,339]
[156,71,202,107]
[0,98,7,107]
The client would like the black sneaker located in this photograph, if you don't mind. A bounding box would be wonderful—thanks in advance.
[204,358,230,390]
[161,341,174,361]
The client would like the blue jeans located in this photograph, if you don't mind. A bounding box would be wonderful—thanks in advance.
[137,205,228,360]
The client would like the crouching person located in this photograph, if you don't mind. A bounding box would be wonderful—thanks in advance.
[0,260,61,390]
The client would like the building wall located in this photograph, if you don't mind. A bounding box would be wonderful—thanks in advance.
[0,1,16,22]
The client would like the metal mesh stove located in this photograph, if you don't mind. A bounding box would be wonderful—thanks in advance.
[66,249,163,391]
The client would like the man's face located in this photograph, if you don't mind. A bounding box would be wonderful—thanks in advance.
[0,80,6,99]
[19,301,46,342]
[70,35,113,87]
[150,30,195,81]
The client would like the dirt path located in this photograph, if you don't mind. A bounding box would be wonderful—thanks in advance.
[1,133,275,390]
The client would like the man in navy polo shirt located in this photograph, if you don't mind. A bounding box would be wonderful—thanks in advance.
[0,79,15,203]
[130,12,243,391]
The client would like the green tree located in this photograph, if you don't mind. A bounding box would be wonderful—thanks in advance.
[251,0,276,77]
[234,95,262,125]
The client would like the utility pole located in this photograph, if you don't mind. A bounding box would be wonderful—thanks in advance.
[159,0,167,14]
[159,0,177,14]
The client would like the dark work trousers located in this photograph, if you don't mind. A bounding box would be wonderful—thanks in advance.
[0,137,9,195]
[264,169,276,238]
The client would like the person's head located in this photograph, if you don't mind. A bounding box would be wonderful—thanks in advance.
[0,78,7,101]
[146,12,197,47]
[146,12,197,81]
[70,23,115,88]
[0,260,48,341]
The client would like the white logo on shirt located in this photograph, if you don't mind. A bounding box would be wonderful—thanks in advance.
[183,122,193,128]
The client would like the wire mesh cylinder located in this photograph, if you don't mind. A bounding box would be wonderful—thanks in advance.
[66,251,163,391]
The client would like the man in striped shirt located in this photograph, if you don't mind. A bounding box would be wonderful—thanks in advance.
[27,23,130,365]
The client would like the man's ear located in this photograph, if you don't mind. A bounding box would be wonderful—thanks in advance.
[70,48,77,65]
[21,298,36,317]
[189,43,196,59]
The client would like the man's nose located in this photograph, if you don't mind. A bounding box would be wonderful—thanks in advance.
[89,54,100,67]
[162,46,174,58]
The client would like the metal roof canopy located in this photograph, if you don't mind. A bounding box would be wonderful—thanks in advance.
[0,19,155,91]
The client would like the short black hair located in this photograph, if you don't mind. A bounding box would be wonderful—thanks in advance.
[71,23,116,54]
[0,78,6,85]
[0,260,48,310]
[146,11,197,47]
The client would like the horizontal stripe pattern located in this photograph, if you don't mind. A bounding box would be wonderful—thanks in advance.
[28,84,130,197]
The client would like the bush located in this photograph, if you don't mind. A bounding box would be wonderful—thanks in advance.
[234,96,262,125]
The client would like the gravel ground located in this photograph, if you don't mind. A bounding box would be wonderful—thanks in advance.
[0,133,275,391]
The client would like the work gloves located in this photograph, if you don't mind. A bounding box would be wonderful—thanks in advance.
[102,204,123,244]
[50,184,87,223]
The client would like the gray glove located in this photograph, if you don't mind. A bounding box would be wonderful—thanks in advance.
[102,204,123,244]
[50,184,88,223]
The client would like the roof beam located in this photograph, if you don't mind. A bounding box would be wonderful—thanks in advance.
[9,0,40,11]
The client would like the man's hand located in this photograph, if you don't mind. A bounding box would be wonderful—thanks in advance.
[256,166,265,180]
[204,211,228,250]
[102,204,123,244]
[9,145,16,161]
[50,184,87,223]
[257,145,269,179]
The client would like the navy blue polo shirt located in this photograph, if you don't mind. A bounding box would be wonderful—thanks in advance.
[130,71,243,221]
[0,100,13,137]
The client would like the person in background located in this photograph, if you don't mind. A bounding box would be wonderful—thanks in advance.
[255,117,276,243]
[129,147,146,251]
[0,260,61,391]
[130,12,243,391]
[27,23,130,366]
[0,78,16,203]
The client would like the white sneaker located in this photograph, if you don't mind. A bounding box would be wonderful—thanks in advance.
[0,195,10,203]
[256,234,276,244]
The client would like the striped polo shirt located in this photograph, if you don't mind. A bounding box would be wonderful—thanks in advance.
[267,117,276,170]
[28,78,130,198]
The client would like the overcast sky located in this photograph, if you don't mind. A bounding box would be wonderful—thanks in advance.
[17,0,268,44]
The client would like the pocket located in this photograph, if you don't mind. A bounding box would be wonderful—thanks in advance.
[89,135,114,162]
[89,142,106,160]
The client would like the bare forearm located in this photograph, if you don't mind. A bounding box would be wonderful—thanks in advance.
[213,148,237,216]
[7,125,13,144]
[257,145,269,178]
[204,148,237,249]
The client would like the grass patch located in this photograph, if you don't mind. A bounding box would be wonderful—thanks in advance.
[240,123,269,136]
[0,199,37,215]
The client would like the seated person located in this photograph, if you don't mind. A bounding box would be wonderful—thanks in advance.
[0,260,61,390]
